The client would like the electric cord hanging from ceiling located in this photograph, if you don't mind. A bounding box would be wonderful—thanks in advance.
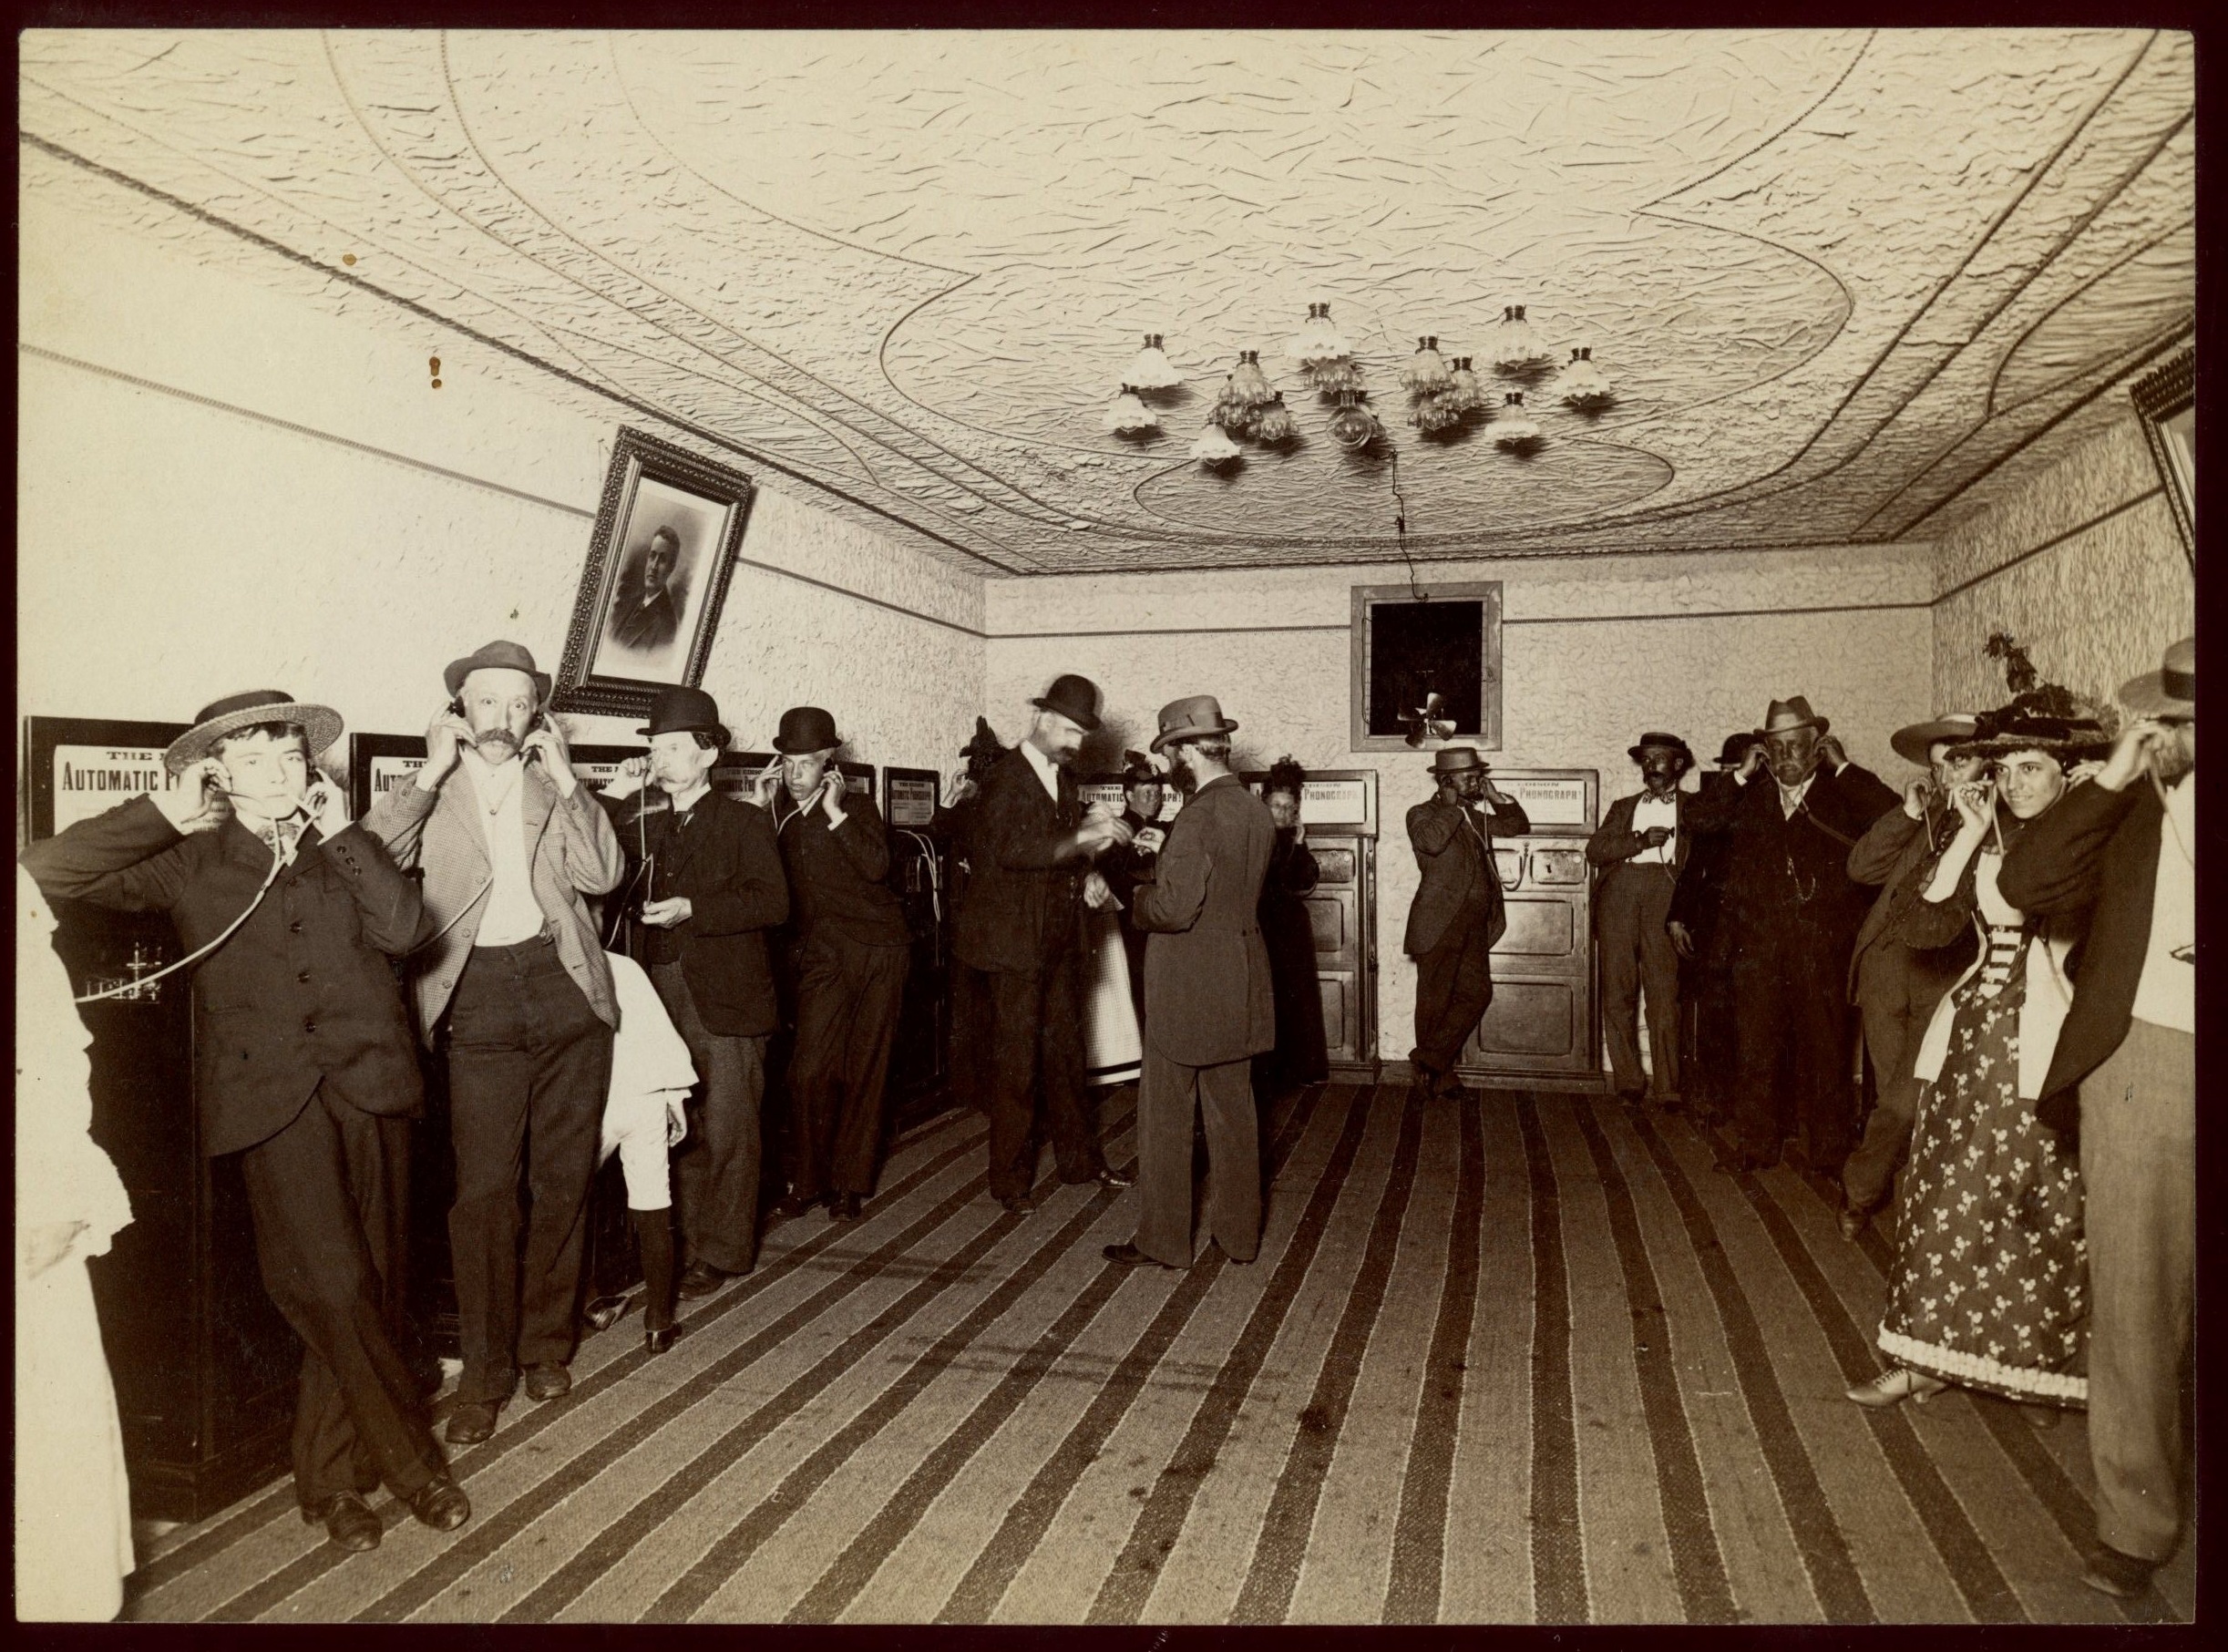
[1390,446,1424,601]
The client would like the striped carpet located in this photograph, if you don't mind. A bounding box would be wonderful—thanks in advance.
[123,1082,2195,1624]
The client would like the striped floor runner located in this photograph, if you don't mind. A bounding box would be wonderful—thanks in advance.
[124,1083,2195,1624]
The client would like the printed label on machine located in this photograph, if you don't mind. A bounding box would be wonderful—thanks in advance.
[52,745,183,833]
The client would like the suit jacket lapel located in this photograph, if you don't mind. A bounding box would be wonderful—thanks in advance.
[662,794,714,881]
[443,764,496,875]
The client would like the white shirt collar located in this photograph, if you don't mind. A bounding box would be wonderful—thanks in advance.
[460,745,525,813]
[1019,738,1063,802]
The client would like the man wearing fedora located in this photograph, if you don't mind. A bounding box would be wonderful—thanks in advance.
[1403,746,1531,1098]
[23,692,472,1552]
[1835,713,1986,1238]
[953,674,1135,1212]
[1668,734,1755,1124]
[1684,696,1898,1174]
[761,706,912,1224]
[1105,696,1276,1269]
[1587,733,1697,1105]
[600,687,789,1303]
[363,641,626,1444]
[2000,638,2195,1599]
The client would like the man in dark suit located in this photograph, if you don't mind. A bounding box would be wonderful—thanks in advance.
[1684,696,1898,1175]
[600,686,789,1300]
[1587,733,1695,1105]
[762,706,911,1224]
[1402,745,1531,1100]
[1104,697,1276,1269]
[608,527,683,657]
[1668,734,1750,1124]
[1835,714,1983,1238]
[21,692,470,1554]
[1998,638,2194,1601]
[951,674,1135,1211]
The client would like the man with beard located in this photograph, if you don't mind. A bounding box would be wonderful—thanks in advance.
[599,686,788,1305]
[26,691,469,1552]
[761,706,911,1224]
[1835,713,1984,1239]
[364,641,626,1443]
[1586,733,1696,1106]
[1668,734,1751,1124]
[1683,697,1898,1175]
[1104,697,1276,1269]
[952,674,1135,1211]
[1402,746,1530,1101]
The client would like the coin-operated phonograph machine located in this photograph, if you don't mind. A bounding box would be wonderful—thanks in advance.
[22,716,301,1517]
[349,731,652,1360]
[1458,767,1604,1091]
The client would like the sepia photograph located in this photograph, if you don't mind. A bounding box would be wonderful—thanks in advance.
[15,22,2201,1631]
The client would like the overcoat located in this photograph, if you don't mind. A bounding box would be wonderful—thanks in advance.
[1134,775,1278,1067]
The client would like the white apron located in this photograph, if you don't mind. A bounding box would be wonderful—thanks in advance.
[1082,908,1144,1089]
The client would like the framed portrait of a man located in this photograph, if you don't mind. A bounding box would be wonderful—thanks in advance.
[554,427,755,717]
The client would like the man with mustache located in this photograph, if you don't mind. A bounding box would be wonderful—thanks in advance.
[364,641,626,1444]
[1586,733,1697,1107]
[1683,697,1899,1175]
[1402,746,1530,1101]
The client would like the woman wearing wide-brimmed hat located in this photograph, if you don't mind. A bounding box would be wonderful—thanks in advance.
[1850,693,2108,1416]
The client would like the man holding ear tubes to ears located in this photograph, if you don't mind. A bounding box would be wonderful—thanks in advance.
[20,690,471,1555]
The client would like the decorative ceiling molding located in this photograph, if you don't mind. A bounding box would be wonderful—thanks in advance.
[18,28,2193,575]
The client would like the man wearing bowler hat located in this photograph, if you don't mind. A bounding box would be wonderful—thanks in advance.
[1684,695,1898,1174]
[364,641,626,1443]
[1402,746,1530,1099]
[599,686,789,1303]
[1587,733,1697,1106]
[760,706,912,1224]
[2000,637,2195,1599]
[25,691,471,1551]
[1104,696,1276,1269]
[1835,713,1985,1237]
[953,674,1136,1211]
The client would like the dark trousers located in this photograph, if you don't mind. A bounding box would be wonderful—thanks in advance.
[444,935,613,1404]
[1412,918,1497,1076]
[652,962,768,1276]
[1598,865,1681,1099]
[1682,959,1738,1121]
[1843,944,1961,1212]
[1134,1047,1259,1267]
[786,936,909,1200]
[1730,938,1856,1170]
[239,1085,441,1508]
[969,949,1105,1201]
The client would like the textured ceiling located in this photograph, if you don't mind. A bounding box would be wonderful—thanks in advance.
[19,29,2194,575]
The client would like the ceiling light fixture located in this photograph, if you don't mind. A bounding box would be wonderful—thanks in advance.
[1493,390,1543,450]
[1104,385,1158,435]
[1555,346,1614,411]
[1189,422,1244,467]
[1492,304,1555,375]
[1124,333,1181,392]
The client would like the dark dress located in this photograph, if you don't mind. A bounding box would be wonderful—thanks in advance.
[1255,828,1329,1096]
[1875,835,2087,1406]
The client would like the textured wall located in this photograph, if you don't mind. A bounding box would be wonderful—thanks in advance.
[17,191,985,787]
[1930,388,2193,718]
[986,547,1934,1060]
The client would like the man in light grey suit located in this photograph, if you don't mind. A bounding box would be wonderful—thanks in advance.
[1104,696,1277,1271]
[363,641,625,1444]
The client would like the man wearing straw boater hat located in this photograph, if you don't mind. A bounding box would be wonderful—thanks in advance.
[761,704,911,1226]
[1402,745,1530,1100]
[364,641,625,1445]
[1104,695,1275,1269]
[1684,694,1899,1175]
[22,691,472,1553]
[953,674,1136,1211]
[1834,712,1987,1239]
[2000,637,2195,1600]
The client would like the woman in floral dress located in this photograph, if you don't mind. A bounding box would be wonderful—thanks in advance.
[1848,699,2105,1411]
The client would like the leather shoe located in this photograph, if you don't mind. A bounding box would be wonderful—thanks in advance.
[769,1192,824,1222]
[445,1401,501,1445]
[832,1193,864,1222]
[1093,1165,1135,1191]
[2082,1543,2158,1599]
[1837,1204,1868,1243]
[523,1363,570,1402]
[676,1260,731,1299]
[304,1491,382,1553]
[997,1193,1036,1215]
[582,1294,630,1332]
[1103,1242,1174,1268]
[644,1320,687,1357]
[406,1472,472,1533]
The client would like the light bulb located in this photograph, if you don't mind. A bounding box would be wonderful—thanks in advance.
[1400,335,1452,395]
[1254,392,1297,445]
[1447,355,1484,412]
[1328,390,1378,450]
